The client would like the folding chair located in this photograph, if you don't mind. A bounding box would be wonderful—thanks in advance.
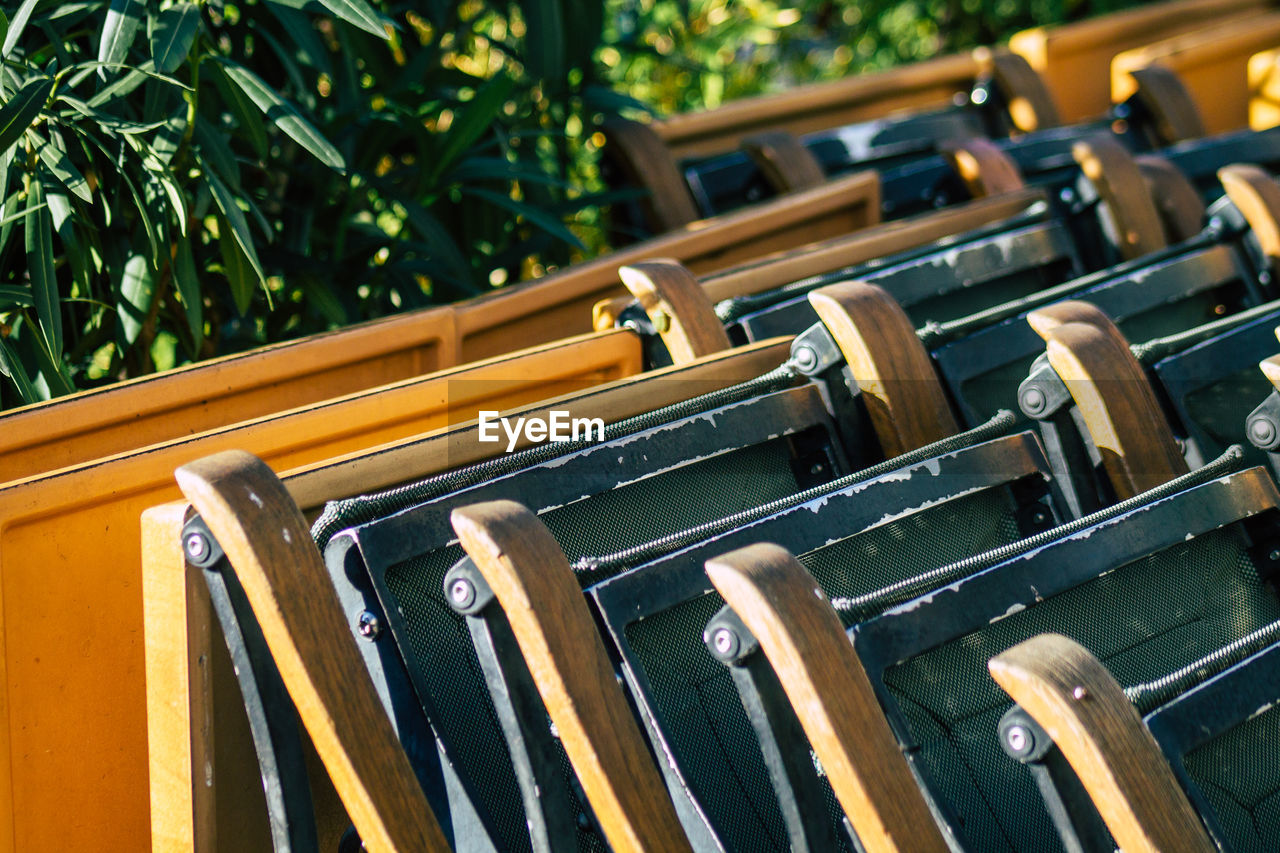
[708,451,1271,851]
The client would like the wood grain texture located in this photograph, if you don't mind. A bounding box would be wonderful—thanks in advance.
[175,451,449,853]
[601,117,700,232]
[450,501,692,853]
[1248,47,1280,129]
[808,282,959,456]
[1043,320,1190,498]
[989,633,1216,853]
[705,543,950,853]
[987,50,1062,131]
[1260,352,1280,390]
[940,138,1027,198]
[1026,299,1123,340]
[1073,134,1167,260]
[1136,155,1205,242]
[700,188,1045,304]
[1128,66,1207,144]
[1220,163,1280,271]
[741,131,828,192]
[620,259,732,362]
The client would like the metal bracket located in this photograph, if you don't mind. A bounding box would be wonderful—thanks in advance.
[703,605,761,665]
[1248,391,1280,452]
[789,322,845,377]
[443,556,497,617]
[999,706,1113,853]
[1019,353,1073,420]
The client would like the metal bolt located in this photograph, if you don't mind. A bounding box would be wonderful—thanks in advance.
[1059,187,1076,205]
[184,531,210,563]
[449,577,476,610]
[1269,548,1280,563]
[652,311,672,333]
[793,345,818,372]
[712,627,738,658]
[1072,685,1088,701]
[357,611,381,640]
[1006,725,1031,754]
[970,88,988,106]
[1020,386,1046,416]
[1031,509,1049,526]
[1250,417,1277,448]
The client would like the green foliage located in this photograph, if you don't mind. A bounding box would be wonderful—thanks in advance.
[0,0,610,409]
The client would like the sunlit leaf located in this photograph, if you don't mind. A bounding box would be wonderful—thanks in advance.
[315,0,394,39]
[99,0,144,71]
[202,165,265,301]
[35,133,92,202]
[24,181,60,356]
[462,186,585,250]
[217,214,258,315]
[172,231,203,350]
[0,336,38,405]
[215,59,344,169]
[0,76,53,159]
[1,0,37,58]
[151,3,202,74]
[432,75,514,180]
[115,252,153,345]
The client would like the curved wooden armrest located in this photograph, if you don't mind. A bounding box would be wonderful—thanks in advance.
[704,543,950,853]
[1127,66,1207,145]
[808,281,958,456]
[986,50,1062,132]
[1026,299,1123,341]
[741,131,827,193]
[619,258,731,363]
[1073,134,1167,260]
[1043,321,1189,498]
[602,117,700,232]
[1220,163,1280,273]
[450,501,692,853]
[988,634,1215,853]
[940,137,1027,198]
[174,451,449,853]
[1136,155,1205,243]
[1260,353,1280,390]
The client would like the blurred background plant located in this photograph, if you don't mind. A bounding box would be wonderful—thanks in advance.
[0,0,1146,409]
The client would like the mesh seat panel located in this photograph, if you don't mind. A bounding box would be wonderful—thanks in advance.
[1182,366,1274,455]
[625,487,1024,852]
[1185,703,1280,853]
[905,266,1069,329]
[883,528,1280,852]
[380,438,805,853]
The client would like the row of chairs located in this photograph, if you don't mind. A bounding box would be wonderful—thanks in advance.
[6,1,1280,849]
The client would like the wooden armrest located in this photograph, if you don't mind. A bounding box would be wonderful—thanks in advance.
[602,117,701,231]
[1136,155,1205,243]
[175,451,448,853]
[450,501,692,853]
[808,282,958,456]
[705,543,949,853]
[619,259,731,362]
[1073,134,1167,260]
[1127,66,1207,145]
[1219,163,1280,273]
[1026,299,1125,340]
[988,634,1215,853]
[1043,320,1189,497]
[986,50,1063,131]
[1260,353,1280,390]
[940,137,1027,198]
[741,131,827,193]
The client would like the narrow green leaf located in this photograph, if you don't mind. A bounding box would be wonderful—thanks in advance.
[0,11,10,54]
[24,182,61,356]
[265,4,332,77]
[44,188,91,297]
[516,0,566,82]
[149,105,187,164]
[1,0,37,58]
[0,76,53,159]
[315,0,394,39]
[115,252,153,345]
[205,60,270,160]
[26,324,74,396]
[118,167,162,265]
[462,186,585,250]
[150,3,201,74]
[0,285,34,309]
[215,60,344,170]
[0,336,39,405]
[433,76,515,180]
[192,119,242,191]
[99,0,144,70]
[35,134,92,202]
[384,191,470,283]
[203,166,265,291]
[217,215,257,315]
[172,231,203,350]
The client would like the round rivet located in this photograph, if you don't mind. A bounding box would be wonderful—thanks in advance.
[357,611,381,640]
[712,627,738,658]
[449,577,476,610]
[793,345,818,372]
[1250,417,1276,447]
[1269,549,1280,563]
[1006,725,1030,754]
[1020,386,1046,415]
[1072,685,1088,701]
[184,532,210,562]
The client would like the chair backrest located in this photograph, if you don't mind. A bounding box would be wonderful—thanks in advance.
[850,458,1274,852]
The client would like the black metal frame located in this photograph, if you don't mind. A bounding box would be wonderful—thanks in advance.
[589,431,1062,852]
[851,466,1280,852]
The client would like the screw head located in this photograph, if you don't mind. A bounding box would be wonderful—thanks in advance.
[1005,724,1031,754]
[1059,187,1076,205]
[712,627,739,658]
[449,577,476,610]
[652,311,672,333]
[1031,509,1049,526]
[356,610,381,640]
[184,532,210,562]
[1250,417,1277,448]
[1072,685,1089,701]
[970,87,989,106]
[1020,386,1047,415]
[793,345,819,372]
[1269,548,1280,563]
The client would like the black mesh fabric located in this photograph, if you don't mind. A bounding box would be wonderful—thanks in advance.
[623,486,1025,852]
[883,527,1280,852]
[1181,365,1274,456]
[1184,701,1280,852]
[904,264,1070,329]
[379,438,806,853]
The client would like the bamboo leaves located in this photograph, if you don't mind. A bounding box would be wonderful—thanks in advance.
[215,59,344,170]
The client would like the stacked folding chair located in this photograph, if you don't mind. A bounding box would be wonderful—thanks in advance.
[11,0,1280,849]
